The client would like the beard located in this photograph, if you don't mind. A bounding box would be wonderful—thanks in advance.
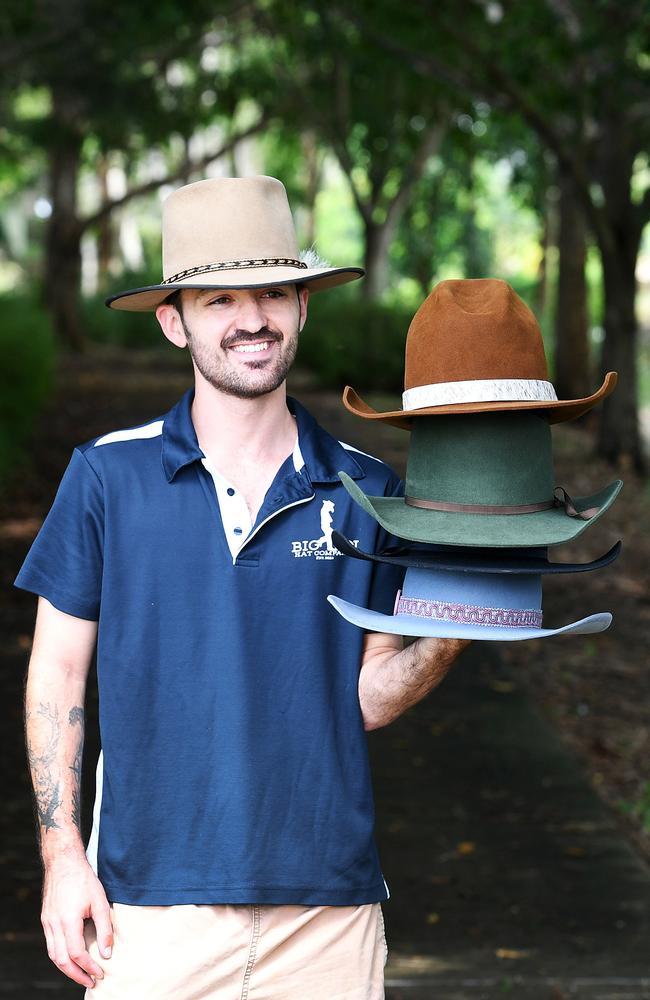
[181,318,299,399]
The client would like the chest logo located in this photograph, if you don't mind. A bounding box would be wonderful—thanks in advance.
[291,500,359,560]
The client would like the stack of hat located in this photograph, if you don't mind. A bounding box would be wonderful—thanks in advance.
[328,279,622,642]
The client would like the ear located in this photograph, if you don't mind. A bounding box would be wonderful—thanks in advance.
[155,303,188,349]
[298,287,309,332]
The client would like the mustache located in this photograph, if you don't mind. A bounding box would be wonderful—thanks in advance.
[221,328,282,349]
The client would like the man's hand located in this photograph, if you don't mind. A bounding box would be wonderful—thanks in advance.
[24,598,103,986]
[41,852,113,989]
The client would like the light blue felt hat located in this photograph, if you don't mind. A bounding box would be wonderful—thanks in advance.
[328,565,612,641]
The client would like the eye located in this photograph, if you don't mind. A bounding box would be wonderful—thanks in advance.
[206,294,232,306]
[261,288,286,299]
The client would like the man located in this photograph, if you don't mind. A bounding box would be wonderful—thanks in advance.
[18,176,466,998]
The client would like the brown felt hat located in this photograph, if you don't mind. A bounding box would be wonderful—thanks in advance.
[106,176,363,311]
[343,278,616,426]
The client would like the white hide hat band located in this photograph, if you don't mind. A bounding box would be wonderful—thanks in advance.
[402,378,559,411]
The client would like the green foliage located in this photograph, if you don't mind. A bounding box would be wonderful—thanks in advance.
[392,140,496,293]
[297,289,411,392]
[259,130,315,216]
[84,298,164,349]
[0,294,55,482]
[250,3,459,278]
[83,270,164,348]
[4,0,244,154]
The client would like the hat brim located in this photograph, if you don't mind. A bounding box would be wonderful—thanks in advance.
[343,372,617,426]
[328,594,612,641]
[339,473,623,548]
[331,530,622,573]
[106,267,364,311]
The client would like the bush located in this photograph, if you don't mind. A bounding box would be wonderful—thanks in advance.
[84,274,416,388]
[298,290,412,393]
[0,294,56,483]
[84,269,165,348]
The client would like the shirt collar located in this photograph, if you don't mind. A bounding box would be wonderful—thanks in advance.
[286,396,365,483]
[161,389,365,484]
[161,389,204,481]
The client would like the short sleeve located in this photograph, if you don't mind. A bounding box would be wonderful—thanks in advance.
[366,472,406,615]
[14,448,104,620]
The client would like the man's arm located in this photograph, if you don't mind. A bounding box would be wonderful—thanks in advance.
[25,597,111,990]
[358,631,470,731]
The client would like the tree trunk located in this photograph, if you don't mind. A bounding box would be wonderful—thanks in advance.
[97,158,113,286]
[597,234,643,471]
[44,134,84,350]
[534,183,560,320]
[355,121,447,302]
[301,131,322,247]
[533,209,549,316]
[554,167,590,401]
[460,156,489,278]
[362,216,396,301]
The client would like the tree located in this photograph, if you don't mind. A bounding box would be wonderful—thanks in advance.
[344,0,650,468]
[555,164,590,401]
[392,129,496,295]
[243,5,451,299]
[496,122,592,399]
[3,0,267,348]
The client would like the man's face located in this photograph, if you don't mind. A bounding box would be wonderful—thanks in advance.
[157,285,309,399]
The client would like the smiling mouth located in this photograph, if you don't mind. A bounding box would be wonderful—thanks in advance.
[230,341,274,354]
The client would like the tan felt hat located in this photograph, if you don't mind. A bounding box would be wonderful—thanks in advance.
[343,278,616,426]
[107,175,363,311]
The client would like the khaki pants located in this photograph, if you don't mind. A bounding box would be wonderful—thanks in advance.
[85,901,387,999]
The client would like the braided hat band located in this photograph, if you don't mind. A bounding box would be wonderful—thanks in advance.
[161,258,308,285]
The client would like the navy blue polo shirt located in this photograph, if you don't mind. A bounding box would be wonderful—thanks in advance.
[16,390,404,906]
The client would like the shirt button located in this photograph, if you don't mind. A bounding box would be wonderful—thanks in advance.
[233,527,243,535]
[227,488,235,496]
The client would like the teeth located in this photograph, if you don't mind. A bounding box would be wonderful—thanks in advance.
[231,342,272,353]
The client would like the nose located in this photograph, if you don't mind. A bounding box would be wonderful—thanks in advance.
[236,294,267,332]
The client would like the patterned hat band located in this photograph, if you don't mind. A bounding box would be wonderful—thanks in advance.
[402,378,558,410]
[161,258,308,285]
[393,590,543,629]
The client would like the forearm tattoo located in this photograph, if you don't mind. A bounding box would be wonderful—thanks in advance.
[68,706,85,830]
[26,703,62,833]
[25,703,85,835]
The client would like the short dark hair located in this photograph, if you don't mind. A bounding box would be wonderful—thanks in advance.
[164,289,184,318]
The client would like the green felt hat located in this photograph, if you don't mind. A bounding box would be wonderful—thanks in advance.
[340,412,622,548]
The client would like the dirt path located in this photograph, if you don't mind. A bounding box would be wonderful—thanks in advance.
[1,347,649,998]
